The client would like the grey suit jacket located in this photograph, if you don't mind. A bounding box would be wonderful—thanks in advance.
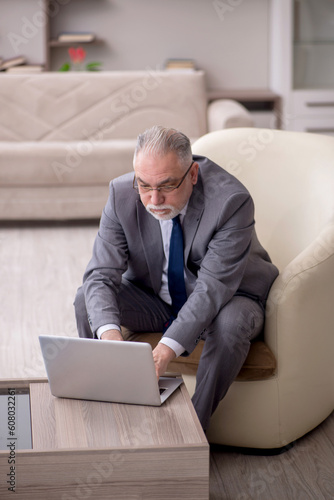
[83,155,278,354]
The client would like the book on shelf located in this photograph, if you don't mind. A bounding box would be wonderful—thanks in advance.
[6,65,44,74]
[165,59,196,71]
[57,32,96,43]
[0,56,26,71]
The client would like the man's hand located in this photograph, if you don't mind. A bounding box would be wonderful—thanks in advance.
[100,329,124,341]
[152,343,176,379]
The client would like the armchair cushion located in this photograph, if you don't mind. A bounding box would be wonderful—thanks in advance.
[122,330,276,381]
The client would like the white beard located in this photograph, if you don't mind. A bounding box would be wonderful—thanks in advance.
[145,204,181,221]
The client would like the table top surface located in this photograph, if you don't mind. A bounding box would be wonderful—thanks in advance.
[28,380,208,452]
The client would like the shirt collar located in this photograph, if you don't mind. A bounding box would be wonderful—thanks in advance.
[159,202,188,227]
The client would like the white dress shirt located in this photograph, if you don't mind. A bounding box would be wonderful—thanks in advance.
[97,207,187,357]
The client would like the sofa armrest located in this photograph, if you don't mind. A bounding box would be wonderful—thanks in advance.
[207,99,254,131]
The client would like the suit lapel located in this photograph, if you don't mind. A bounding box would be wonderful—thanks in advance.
[136,200,164,294]
[183,173,205,263]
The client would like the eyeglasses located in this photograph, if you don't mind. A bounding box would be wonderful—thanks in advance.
[133,161,194,194]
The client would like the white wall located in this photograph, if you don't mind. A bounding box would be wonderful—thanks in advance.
[1,0,270,90]
[0,0,46,64]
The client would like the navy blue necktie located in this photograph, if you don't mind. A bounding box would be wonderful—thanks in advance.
[167,215,187,318]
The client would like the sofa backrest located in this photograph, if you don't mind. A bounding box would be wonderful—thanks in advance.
[0,70,207,142]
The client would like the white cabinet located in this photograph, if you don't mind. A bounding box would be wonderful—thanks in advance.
[270,0,334,135]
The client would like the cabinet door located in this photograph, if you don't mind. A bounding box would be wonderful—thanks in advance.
[294,0,334,90]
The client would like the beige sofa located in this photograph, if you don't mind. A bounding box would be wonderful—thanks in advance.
[0,70,253,221]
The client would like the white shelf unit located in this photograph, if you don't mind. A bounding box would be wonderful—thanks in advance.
[270,0,334,135]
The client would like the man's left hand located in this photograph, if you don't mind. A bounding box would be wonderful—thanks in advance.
[152,343,176,379]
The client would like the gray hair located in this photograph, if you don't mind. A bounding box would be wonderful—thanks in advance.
[133,125,192,169]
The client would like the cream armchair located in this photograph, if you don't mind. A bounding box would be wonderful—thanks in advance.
[121,127,334,449]
[187,128,334,449]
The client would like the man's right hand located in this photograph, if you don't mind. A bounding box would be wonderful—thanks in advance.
[100,329,124,341]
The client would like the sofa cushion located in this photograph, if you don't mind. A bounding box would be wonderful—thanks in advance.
[0,185,109,220]
[0,140,136,186]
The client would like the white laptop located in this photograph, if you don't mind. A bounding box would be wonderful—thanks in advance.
[39,335,183,406]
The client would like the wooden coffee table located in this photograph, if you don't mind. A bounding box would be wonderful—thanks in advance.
[0,378,209,500]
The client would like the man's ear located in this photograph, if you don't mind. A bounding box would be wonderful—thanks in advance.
[190,162,199,185]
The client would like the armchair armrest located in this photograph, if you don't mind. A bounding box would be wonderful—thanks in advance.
[207,99,254,132]
[264,222,334,407]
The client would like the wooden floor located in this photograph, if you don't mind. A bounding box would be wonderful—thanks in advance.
[1,222,334,499]
[210,411,334,499]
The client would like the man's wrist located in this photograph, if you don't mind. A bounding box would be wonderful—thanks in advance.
[159,337,185,357]
[100,329,124,341]
[96,324,121,339]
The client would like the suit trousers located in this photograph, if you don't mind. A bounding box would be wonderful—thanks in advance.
[74,280,264,431]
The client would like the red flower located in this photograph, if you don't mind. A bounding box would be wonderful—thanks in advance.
[68,47,86,64]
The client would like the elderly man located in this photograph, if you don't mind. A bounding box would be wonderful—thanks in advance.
[74,125,278,431]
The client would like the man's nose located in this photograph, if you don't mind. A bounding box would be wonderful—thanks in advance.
[150,189,165,205]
